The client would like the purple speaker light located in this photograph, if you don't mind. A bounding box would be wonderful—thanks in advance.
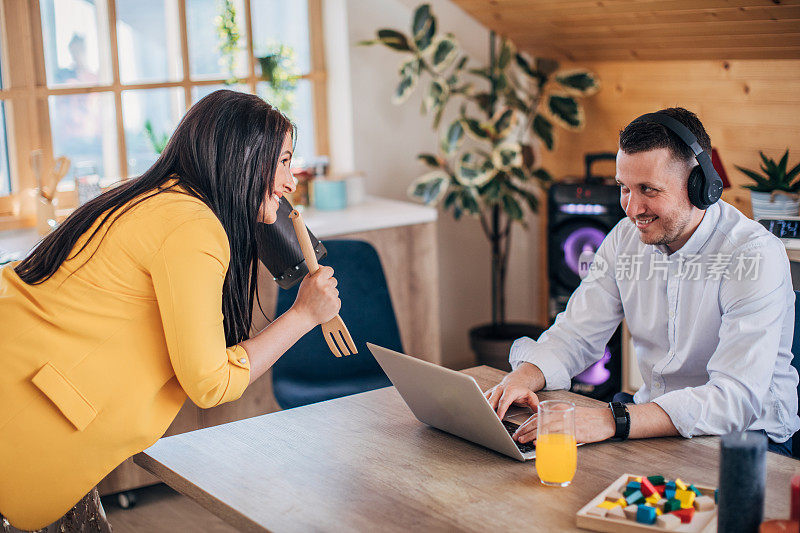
[574,348,612,386]
[562,226,607,276]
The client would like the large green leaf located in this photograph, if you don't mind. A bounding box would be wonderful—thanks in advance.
[412,4,436,52]
[442,120,465,155]
[514,53,547,87]
[492,107,517,139]
[418,153,440,167]
[555,70,600,96]
[532,114,554,150]
[498,39,515,70]
[429,35,459,71]
[547,93,584,130]
[455,151,494,187]
[463,117,491,140]
[502,194,524,221]
[735,165,772,189]
[407,170,450,205]
[491,142,522,170]
[531,168,553,183]
[375,29,412,51]
[461,187,481,215]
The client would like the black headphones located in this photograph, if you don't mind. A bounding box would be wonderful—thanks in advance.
[632,112,723,210]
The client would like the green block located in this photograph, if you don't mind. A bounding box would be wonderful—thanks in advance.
[664,498,682,513]
[624,488,637,497]
[647,475,665,486]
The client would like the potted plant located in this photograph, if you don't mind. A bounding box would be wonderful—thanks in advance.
[736,150,800,220]
[360,4,599,368]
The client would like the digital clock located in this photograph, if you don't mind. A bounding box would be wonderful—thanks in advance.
[758,216,800,249]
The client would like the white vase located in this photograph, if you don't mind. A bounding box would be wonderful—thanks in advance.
[749,190,800,220]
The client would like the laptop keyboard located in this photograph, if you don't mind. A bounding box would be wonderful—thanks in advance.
[502,420,535,454]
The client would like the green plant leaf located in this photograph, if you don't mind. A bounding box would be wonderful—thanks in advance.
[509,166,527,182]
[787,160,800,181]
[463,117,491,140]
[493,73,508,93]
[779,150,789,175]
[491,142,522,170]
[532,168,553,182]
[442,120,465,155]
[498,39,514,70]
[392,73,418,104]
[468,67,492,80]
[492,107,517,139]
[547,93,584,130]
[502,194,524,221]
[407,170,450,205]
[461,188,481,215]
[429,35,459,71]
[376,29,412,51]
[418,153,440,167]
[423,79,446,113]
[455,56,468,71]
[532,114,554,150]
[412,4,436,52]
[735,165,772,188]
[455,151,494,187]
[555,69,600,96]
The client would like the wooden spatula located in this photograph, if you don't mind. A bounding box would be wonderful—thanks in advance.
[289,209,357,357]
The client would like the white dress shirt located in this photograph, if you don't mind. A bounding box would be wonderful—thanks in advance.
[510,200,800,442]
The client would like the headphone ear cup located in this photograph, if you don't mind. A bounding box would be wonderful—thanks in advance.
[687,166,708,209]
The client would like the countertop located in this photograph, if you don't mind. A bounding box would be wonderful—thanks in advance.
[0,196,437,263]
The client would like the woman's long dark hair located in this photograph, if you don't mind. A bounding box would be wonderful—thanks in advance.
[15,90,293,345]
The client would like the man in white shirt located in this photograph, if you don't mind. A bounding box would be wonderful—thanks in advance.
[485,107,799,456]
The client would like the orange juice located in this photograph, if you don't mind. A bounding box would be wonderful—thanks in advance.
[535,433,577,485]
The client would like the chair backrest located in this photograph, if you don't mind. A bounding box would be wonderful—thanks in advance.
[792,290,800,457]
[272,240,401,409]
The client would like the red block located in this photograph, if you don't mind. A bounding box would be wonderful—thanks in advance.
[672,508,696,524]
[654,484,666,496]
[641,478,658,497]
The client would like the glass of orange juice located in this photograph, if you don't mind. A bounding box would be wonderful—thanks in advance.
[535,400,577,487]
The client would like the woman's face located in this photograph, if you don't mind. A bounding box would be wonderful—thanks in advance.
[259,132,297,224]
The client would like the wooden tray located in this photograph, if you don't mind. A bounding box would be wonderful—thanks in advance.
[576,473,718,533]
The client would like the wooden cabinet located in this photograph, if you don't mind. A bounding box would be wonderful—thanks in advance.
[97,198,441,495]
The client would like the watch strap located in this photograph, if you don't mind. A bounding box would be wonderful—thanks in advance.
[608,401,630,441]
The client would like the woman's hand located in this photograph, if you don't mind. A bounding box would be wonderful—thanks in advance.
[290,266,341,328]
[512,406,616,445]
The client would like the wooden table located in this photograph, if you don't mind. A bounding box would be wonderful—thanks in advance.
[135,366,799,532]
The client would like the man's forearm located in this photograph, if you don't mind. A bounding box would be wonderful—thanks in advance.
[627,402,680,439]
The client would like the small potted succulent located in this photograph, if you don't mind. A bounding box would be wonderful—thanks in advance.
[736,149,800,220]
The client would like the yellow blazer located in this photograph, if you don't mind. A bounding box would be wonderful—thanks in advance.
[0,183,251,530]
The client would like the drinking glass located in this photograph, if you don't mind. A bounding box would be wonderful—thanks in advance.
[535,400,577,487]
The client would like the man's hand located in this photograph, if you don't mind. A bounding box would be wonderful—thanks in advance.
[483,363,546,420]
[512,406,616,444]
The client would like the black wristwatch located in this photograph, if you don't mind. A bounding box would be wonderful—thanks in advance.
[608,401,630,441]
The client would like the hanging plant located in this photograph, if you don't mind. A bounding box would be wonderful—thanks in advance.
[215,0,241,84]
[256,41,300,117]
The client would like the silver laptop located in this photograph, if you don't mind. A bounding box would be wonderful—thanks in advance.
[367,343,536,461]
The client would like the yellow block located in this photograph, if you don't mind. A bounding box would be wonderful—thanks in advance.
[616,498,627,507]
[646,494,661,505]
[675,478,687,491]
[598,501,619,510]
[656,508,663,516]
[675,489,696,509]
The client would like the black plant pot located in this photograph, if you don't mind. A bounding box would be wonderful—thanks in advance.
[469,323,545,372]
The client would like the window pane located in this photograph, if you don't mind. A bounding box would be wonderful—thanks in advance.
[191,83,249,104]
[257,79,315,164]
[116,0,182,84]
[186,0,248,80]
[49,92,119,187]
[122,88,185,177]
[40,0,112,87]
[251,0,311,74]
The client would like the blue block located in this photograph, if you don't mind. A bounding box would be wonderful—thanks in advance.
[636,505,657,525]
[689,484,702,496]
[715,488,718,503]
[666,481,677,490]
[625,490,645,505]
[665,488,676,499]
[626,481,641,491]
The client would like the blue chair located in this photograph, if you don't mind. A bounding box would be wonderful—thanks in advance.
[791,290,800,458]
[272,240,401,409]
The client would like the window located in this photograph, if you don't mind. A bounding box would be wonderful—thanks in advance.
[0,0,327,226]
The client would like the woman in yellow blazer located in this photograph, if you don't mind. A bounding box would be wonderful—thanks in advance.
[0,90,340,531]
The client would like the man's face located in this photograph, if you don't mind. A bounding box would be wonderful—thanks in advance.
[616,148,701,253]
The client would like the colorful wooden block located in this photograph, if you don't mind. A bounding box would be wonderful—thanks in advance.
[645,493,661,505]
[656,499,669,512]
[654,484,666,495]
[656,513,682,530]
[641,477,658,497]
[665,488,676,499]
[627,475,640,484]
[647,475,666,486]
[689,484,703,496]
[675,489,696,509]
[636,505,657,524]
[666,481,677,490]
[623,505,639,521]
[607,505,626,519]
[671,507,696,523]
[623,487,637,497]
[598,501,619,510]
[626,480,641,491]
[615,498,627,507]
[663,498,682,513]
[625,490,645,505]
[693,495,715,511]
[587,505,608,517]
[656,508,663,516]
[675,478,688,491]
[605,491,624,503]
